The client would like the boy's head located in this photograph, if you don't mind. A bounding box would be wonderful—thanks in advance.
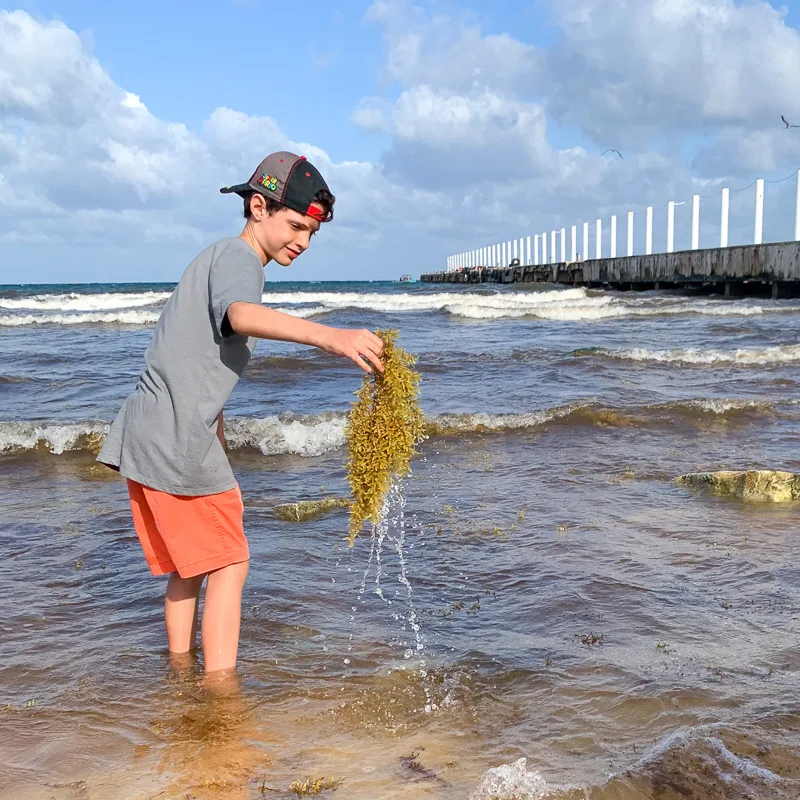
[221,151,335,266]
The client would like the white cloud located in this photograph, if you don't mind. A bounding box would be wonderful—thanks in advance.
[365,0,538,94]
[2,1,800,282]
[541,0,800,144]
[353,0,800,248]
[350,98,389,132]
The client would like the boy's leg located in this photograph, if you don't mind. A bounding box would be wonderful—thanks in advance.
[202,560,250,674]
[165,572,205,653]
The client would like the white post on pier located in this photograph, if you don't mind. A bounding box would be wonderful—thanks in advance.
[610,215,617,258]
[508,240,513,263]
[534,235,540,265]
[501,242,506,267]
[720,189,729,248]
[645,207,653,255]
[627,211,634,257]
[583,222,589,262]
[667,201,675,253]
[691,194,700,250]
[560,228,566,262]
[596,219,602,259]
[795,170,800,240]
[519,238,525,263]
[513,239,518,261]
[542,232,547,265]
[571,225,577,262]
[754,178,764,245]
[551,230,557,263]
[526,236,531,265]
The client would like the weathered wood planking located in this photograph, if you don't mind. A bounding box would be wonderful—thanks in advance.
[422,241,800,294]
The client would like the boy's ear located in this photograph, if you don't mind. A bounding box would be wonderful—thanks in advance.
[249,193,266,219]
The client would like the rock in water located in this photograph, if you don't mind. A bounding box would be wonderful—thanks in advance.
[273,497,351,522]
[676,470,800,502]
[469,757,548,800]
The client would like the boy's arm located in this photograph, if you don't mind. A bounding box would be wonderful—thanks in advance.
[217,411,226,451]
[226,302,384,374]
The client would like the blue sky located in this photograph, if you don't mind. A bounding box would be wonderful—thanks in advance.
[3,0,800,283]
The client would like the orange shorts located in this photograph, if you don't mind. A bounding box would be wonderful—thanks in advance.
[126,480,249,578]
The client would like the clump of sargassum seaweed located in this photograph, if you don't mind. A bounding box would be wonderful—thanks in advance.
[345,329,425,546]
[288,776,339,797]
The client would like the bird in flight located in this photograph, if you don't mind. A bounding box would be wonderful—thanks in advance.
[602,148,624,159]
[781,115,799,129]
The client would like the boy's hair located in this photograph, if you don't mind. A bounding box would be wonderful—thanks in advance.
[243,189,335,223]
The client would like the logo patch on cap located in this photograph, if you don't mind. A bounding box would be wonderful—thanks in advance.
[257,173,278,192]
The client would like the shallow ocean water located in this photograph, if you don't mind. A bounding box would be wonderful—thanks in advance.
[0,280,799,799]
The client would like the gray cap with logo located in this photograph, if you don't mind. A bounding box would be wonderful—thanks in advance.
[221,151,332,221]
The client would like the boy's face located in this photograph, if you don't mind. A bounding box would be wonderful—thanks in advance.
[250,194,322,266]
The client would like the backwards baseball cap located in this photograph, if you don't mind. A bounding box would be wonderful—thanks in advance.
[220,151,333,222]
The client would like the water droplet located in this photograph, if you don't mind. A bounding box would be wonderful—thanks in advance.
[404,648,414,659]
[344,658,351,665]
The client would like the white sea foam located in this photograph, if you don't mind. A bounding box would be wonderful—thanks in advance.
[258,288,800,321]
[469,758,549,800]
[590,344,800,365]
[3,286,798,325]
[0,291,171,311]
[224,413,348,457]
[689,398,775,414]
[279,305,328,319]
[1,400,791,457]
[0,310,162,326]
[261,288,588,314]
[428,405,587,431]
[0,421,109,454]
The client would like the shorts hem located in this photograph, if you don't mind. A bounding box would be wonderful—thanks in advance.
[147,559,176,577]
[175,546,250,579]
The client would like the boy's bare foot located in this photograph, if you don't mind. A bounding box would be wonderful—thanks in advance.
[201,667,241,695]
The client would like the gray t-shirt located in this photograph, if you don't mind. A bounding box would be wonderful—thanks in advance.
[98,237,264,495]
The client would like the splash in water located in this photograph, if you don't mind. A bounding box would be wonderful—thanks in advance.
[352,482,435,711]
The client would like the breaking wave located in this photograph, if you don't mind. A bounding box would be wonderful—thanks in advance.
[0,305,325,327]
[0,290,171,312]
[0,310,162,326]
[3,286,800,325]
[260,289,800,322]
[2,399,793,457]
[469,725,800,799]
[574,344,800,365]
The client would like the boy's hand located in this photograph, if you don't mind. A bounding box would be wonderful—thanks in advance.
[320,328,384,374]
[226,303,384,372]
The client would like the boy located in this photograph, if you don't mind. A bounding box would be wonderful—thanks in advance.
[98,152,384,677]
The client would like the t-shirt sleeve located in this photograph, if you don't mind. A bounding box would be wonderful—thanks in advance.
[208,245,264,337]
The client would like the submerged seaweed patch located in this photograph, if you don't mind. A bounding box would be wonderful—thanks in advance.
[274,497,351,522]
[345,330,425,545]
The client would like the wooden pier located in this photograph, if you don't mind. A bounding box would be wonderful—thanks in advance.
[423,241,800,298]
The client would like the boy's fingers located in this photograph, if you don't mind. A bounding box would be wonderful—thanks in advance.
[364,330,384,353]
[353,352,374,373]
[360,347,384,373]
